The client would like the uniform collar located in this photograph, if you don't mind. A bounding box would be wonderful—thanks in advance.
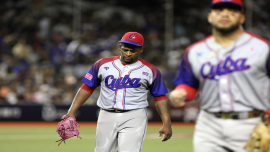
[206,32,252,53]
[115,56,142,68]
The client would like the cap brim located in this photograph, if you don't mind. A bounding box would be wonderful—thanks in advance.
[118,40,142,46]
[210,2,242,9]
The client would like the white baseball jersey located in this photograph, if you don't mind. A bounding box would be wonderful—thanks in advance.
[82,55,168,110]
[174,32,270,112]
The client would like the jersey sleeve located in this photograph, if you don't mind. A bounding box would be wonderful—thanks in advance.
[82,60,102,88]
[149,68,169,97]
[173,50,199,88]
[81,83,96,94]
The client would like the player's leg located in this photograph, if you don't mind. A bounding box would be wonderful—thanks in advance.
[193,110,228,152]
[225,117,260,152]
[117,108,148,152]
[95,109,118,152]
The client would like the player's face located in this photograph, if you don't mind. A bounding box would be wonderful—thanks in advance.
[208,4,245,34]
[119,45,143,64]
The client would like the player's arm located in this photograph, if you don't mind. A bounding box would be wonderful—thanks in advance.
[154,95,172,141]
[169,49,199,107]
[67,58,101,117]
[148,66,172,141]
[67,84,95,117]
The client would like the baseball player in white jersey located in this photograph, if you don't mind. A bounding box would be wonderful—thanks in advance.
[169,0,270,152]
[66,32,172,152]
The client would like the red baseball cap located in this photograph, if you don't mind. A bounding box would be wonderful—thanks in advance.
[210,0,243,10]
[118,32,144,47]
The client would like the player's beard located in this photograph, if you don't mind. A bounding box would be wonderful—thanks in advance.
[212,22,240,35]
[122,56,134,64]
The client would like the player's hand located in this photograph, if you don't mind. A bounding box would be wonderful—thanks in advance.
[159,124,172,142]
[169,89,187,107]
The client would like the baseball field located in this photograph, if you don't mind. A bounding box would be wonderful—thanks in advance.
[0,122,194,152]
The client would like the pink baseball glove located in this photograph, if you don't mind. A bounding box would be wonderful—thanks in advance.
[56,115,82,146]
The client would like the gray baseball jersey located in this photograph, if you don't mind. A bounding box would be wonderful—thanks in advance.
[82,55,168,110]
[174,32,270,112]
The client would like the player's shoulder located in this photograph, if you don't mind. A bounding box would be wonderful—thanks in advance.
[139,58,160,74]
[185,35,213,54]
[95,55,120,66]
[246,32,270,47]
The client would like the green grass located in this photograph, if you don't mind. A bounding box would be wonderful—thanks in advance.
[0,126,193,152]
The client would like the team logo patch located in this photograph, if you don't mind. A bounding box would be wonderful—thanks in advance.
[85,73,93,80]
[200,56,250,80]
[128,34,136,40]
[105,75,141,91]
[142,72,149,76]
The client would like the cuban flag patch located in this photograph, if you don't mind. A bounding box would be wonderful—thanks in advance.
[142,72,149,76]
[85,73,93,80]
[250,46,262,53]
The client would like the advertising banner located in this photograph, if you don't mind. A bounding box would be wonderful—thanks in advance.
[0,103,199,122]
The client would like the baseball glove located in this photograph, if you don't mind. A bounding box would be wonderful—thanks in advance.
[245,111,270,152]
[56,115,82,146]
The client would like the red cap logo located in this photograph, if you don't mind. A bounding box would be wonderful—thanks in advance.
[128,34,136,40]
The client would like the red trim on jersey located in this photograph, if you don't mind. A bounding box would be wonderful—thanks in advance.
[227,50,237,111]
[234,36,252,49]
[175,84,198,102]
[246,32,270,60]
[139,58,157,75]
[216,54,222,111]
[127,64,144,75]
[247,32,270,88]
[227,75,234,111]
[184,35,214,69]
[112,60,122,108]
[113,91,118,108]
[205,40,224,111]
[153,95,167,102]
[122,88,126,110]
[120,64,145,110]
[246,32,270,45]
[204,41,215,51]
[186,35,213,52]
[139,58,156,69]
[81,84,95,94]
[95,55,120,69]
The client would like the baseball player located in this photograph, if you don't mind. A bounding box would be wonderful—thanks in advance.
[66,32,172,152]
[169,0,270,152]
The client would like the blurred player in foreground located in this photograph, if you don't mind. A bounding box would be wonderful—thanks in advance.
[65,32,172,151]
[170,0,270,151]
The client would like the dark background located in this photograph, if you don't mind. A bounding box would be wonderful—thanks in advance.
[0,0,268,122]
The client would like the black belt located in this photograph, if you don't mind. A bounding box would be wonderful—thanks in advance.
[102,108,131,113]
[205,110,263,119]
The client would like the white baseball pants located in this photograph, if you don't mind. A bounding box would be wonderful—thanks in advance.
[193,110,260,152]
[95,108,148,152]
